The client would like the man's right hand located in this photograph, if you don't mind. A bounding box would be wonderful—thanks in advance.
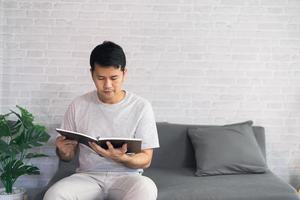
[56,136,78,161]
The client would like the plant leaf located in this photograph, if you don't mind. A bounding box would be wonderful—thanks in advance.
[11,106,34,129]
[0,119,11,137]
[1,160,40,188]
[8,120,23,137]
[0,139,10,155]
[0,106,49,192]
[11,125,50,150]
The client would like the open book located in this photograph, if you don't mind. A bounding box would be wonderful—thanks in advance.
[56,128,142,154]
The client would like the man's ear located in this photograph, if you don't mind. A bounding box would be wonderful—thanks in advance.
[122,68,128,80]
[123,68,128,75]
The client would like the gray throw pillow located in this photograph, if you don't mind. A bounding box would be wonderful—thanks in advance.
[188,121,267,176]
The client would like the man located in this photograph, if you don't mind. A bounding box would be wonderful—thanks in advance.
[43,41,159,200]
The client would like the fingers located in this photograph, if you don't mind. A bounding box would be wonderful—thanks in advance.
[56,136,78,159]
[56,136,65,142]
[105,142,127,154]
[121,143,128,154]
[65,140,78,145]
[56,136,78,147]
[89,142,104,152]
[106,141,114,150]
[89,142,106,156]
[89,141,128,159]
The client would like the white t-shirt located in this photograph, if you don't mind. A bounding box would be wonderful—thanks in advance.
[60,90,159,173]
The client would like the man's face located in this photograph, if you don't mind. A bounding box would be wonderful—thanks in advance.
[91,64,127,104]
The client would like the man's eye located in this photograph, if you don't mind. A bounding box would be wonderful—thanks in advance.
[111,77,118,80]
[97,77,104,80]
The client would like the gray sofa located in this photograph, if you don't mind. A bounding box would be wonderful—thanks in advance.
[144,122,299,200]
[35,122,300,200]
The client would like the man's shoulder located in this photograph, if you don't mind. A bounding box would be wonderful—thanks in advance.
[126,92,153,112]
[127,92,151,106]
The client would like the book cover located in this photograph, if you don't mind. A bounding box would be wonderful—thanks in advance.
[56,128,142,154]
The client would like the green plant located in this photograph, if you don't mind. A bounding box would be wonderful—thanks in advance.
[0,105,50,194]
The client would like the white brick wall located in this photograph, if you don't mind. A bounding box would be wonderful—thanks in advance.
[1,0,300,188]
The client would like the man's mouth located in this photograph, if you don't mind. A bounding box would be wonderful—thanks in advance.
[104,90,113,93]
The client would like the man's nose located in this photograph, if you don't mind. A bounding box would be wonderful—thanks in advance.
[104,79,112,88]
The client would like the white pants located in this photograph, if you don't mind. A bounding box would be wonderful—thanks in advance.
[43,172,157,200]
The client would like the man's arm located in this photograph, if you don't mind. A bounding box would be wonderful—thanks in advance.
[120,149,153,169]
[89,141,153,169]
[56,136,78,162]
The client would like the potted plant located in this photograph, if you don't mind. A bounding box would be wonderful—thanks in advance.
[0,105,50,200]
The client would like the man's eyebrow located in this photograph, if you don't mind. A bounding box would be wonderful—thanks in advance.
[96,75,119,78]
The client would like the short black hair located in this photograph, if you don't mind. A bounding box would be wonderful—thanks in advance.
[90,41,126,72]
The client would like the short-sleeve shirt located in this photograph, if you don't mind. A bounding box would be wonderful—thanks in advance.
[61,90,159,173]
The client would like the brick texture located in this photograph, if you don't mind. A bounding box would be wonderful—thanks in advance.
[1,0,300,189]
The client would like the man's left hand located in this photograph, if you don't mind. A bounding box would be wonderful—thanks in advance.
[89,141,129,162]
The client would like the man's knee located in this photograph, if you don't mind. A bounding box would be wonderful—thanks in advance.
[43,182,73,200]
[141,176,157,193]
[131,176,158,199]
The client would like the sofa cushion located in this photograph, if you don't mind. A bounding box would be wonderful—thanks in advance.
[152,122,266,170]
[143,168,299,200]
[188,121,267,176]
